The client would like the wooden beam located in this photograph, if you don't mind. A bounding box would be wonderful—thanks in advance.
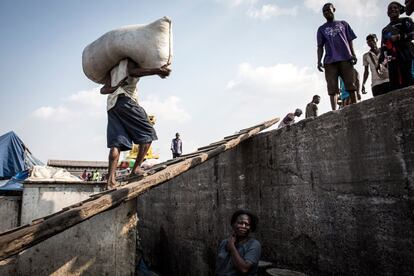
[0,117,279,260]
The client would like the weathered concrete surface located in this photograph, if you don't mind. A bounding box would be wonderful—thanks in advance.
[0,196,21,232]
[0,199,137,276]
[137,87,414,276]
[21,182,104,225]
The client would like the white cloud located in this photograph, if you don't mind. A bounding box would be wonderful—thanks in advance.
[33,106,73,122]
[216,0,298,19]
[141,95,191,123]
[304,0,382,18]
[66,87,104,109]
[247,4,299,19]
[216,0,257,7]
[227,62,323,95]
[32,88,106,122]
[225,62,329,122]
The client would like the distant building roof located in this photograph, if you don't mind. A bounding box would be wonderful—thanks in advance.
[47,160,108,168]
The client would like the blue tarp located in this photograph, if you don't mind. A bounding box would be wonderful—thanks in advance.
[0,178,24,191]
[0,171,29,191]
[0,131,26,179]
[0,131,43,190]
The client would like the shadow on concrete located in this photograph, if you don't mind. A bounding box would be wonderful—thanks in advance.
[0,185,137,275]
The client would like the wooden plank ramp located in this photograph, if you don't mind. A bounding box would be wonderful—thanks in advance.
[0,117,279,261]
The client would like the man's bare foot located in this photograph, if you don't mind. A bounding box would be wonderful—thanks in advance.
[106,179,119,190]
[131,167,146,176]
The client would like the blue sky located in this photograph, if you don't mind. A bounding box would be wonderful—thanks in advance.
[0,0,394,162]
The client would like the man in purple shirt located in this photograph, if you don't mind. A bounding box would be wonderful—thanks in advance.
[317,3,358,110]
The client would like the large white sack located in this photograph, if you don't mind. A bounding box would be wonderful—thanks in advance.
[27,166,81,182]
[82,16,173,84]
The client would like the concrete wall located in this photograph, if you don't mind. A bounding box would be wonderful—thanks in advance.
[21,182,104,224]
[136,88,414,276]
[0,199,137,276]
[0,196,21,232]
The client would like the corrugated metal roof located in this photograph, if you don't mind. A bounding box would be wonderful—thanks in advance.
[47,160,108,168]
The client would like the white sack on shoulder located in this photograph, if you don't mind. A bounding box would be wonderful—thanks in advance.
[82,16,173,84]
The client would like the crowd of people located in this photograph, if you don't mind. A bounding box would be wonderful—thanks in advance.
[319,1,414,109]
[279,1,414,129]
[80,169,107,182]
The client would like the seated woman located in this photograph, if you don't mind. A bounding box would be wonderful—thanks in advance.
[378,2,414,90]
[215,210,261,276]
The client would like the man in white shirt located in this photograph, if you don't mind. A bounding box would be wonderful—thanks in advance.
[101,58,170,189]
[362,34,392,97]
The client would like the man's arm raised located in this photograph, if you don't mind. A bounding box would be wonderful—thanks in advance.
[128,59,171,79]
[100,74,127,95]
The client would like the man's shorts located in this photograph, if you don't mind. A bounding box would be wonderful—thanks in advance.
[107,95,158,151]
[324,60,356,96]
[372,81,392,97]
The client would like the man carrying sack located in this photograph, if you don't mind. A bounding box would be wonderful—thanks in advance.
[101,59,170,189]
[83,17,173,190]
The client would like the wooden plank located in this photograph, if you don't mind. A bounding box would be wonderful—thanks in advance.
[223,133,240,140]
[208,139,229,146]
[180,147,212,157]
[197,139,229,151]
[178,151,204,159]
[159,156,186,166]
[0,117,279,261]
[197,144,217,151]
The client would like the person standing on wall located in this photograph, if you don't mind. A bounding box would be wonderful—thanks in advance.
[362,34,391,97]
[101,58,171,189]
[378,2,414,90]
[171,132,182,159]
[305,95,321,118]
[405,0,414,15]
[317,3,358,110]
